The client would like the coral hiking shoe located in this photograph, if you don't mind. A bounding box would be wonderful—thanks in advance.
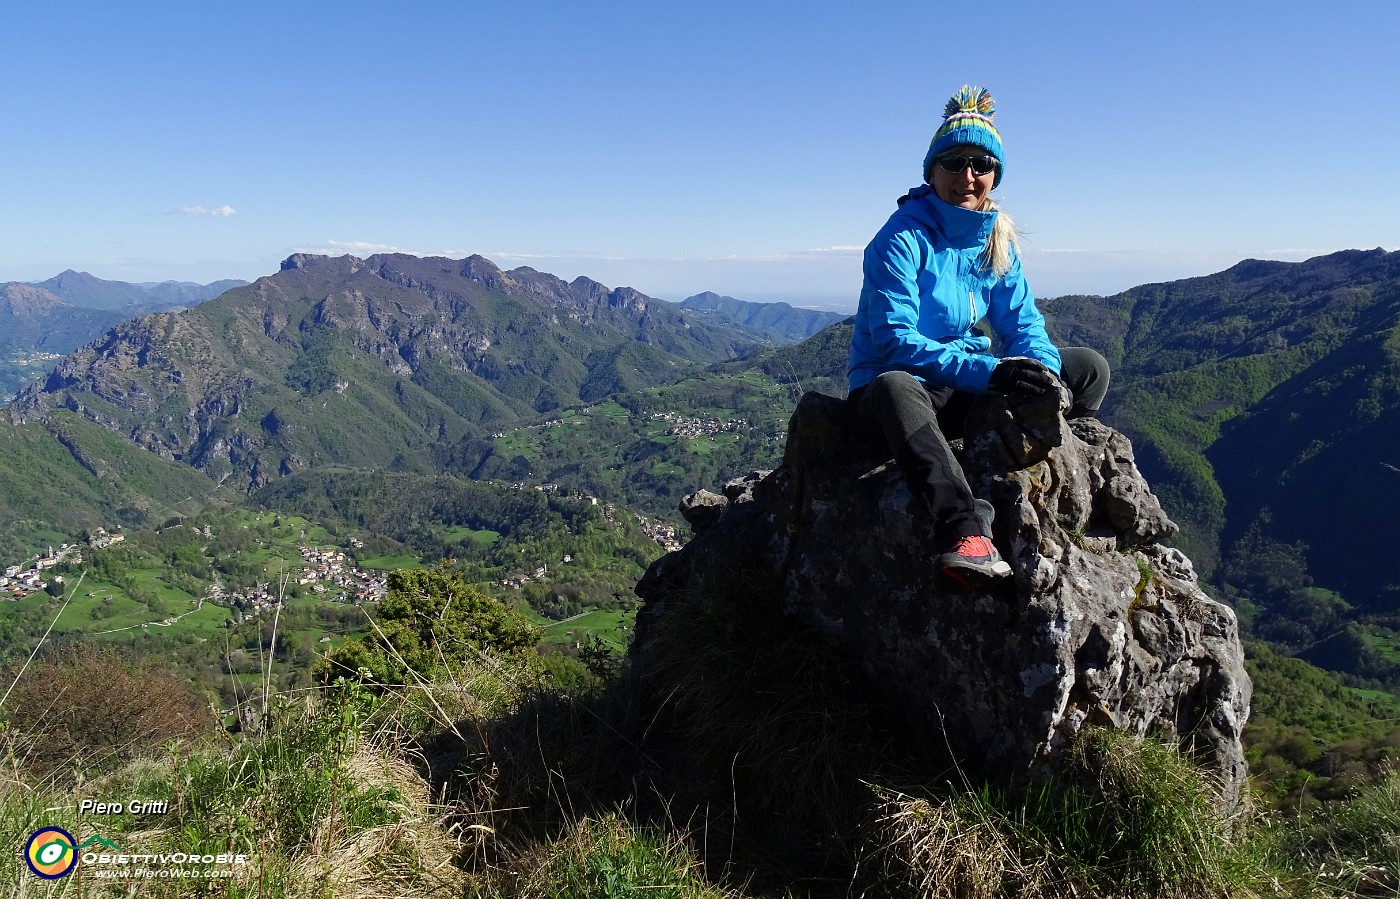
[938,535,1012,587]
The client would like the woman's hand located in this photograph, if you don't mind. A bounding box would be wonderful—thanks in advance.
[988,357,1059,401]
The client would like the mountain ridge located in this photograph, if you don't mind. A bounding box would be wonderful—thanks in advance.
[2,271,250,400]
[677,291,847,343]
[0,283,127,350]
[27,269,248,312]
[9,253,757,492]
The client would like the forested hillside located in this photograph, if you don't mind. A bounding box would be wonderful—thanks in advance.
[1042,249,1400,671]
[0,411,233,560]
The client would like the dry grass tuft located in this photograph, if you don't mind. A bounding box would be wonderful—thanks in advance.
[496,812,739,899]
[857,730,1267,899]
[288,746,465,899]
[861,785,1064,899]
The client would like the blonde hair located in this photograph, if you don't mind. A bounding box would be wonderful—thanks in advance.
[979,197,1019,278]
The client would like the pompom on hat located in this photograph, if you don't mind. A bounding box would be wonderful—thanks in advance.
[923,85,1005,188]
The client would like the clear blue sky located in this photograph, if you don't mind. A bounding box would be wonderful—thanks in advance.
[2,0,1396,310]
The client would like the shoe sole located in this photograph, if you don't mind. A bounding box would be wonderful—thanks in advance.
[939,559,1012,588]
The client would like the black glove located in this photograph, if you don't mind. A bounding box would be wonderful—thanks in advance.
[988,357,1058,400]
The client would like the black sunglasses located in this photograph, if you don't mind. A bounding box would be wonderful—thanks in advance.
[935,154,999,176]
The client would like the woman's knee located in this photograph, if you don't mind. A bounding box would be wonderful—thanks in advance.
[869,370,924,395]
[860,371,939,447]
[1059,346,1110,415]
[866,371,937,417]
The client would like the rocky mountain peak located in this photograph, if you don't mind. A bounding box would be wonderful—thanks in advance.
[278,253,367,277]
[273,253,656,323]
[47,269,94,286]
[634,390,1252,808]
[456,255,506,287]
[6,254,753,492]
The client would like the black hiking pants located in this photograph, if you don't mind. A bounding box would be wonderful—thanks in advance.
[846,346,1110,549]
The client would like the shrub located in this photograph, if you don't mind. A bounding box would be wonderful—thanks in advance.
[0,690,466,898]
[0,645,210,776]
[321,564,538,688]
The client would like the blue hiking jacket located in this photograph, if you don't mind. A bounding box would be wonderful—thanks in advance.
[848,186,1061,393]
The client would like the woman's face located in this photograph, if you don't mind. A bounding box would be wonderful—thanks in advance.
[929,145,997,209]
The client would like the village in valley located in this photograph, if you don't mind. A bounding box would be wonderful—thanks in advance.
[508,482,685,562]
[0,434,694,655]
[634,512,682,553]
[221,542,389,626]
[0,526,135,601]
[3,503,679,630]
[1,521,389,631]
[648,410,746,440]
[1,542,82,600]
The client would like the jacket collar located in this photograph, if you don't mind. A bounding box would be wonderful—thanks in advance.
[896,184,997,249]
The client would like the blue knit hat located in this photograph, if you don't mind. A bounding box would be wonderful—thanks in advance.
[923,85,1005,188]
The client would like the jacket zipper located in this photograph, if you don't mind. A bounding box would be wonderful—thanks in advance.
[968,289,976,329]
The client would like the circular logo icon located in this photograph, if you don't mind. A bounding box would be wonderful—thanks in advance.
[24,827,77,879]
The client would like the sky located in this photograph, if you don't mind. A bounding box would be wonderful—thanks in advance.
[2,0,1397,311]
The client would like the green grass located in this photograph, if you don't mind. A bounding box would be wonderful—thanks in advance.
[5,631,1399,898]
[6,590,56,615]
[583,400,630,421]
[56,593,232,641]
[862,729,1264,898]
[164,598,236,636]
[1,692,469,897]
[538,609,635,653]
[684,433,741,456]
[439,524,501,546]
[220,509,339,552]
[48,580,134,624]
[505,814,737,899]
[1353,688,1400,710]
[1272,766,1400,896]
[494,433,537,459]
[0,506,406,708]
[1362,628,1400,665]
[87,597,232,642]
[125,566,198,603]
[247,545,307,576]
[359,552,423,570]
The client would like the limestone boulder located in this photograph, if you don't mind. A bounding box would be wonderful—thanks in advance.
[635,391,1252,808]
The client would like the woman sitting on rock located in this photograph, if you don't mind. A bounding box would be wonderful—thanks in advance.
[847,85,1109,588]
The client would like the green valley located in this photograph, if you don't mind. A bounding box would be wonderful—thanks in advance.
[3,250,1400,889]
[451,371,795,518]
[0,473,668,711]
